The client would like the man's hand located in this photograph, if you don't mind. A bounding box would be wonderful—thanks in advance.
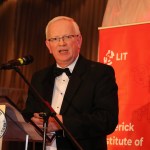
[47,114,63,132]
[31,113,63,132]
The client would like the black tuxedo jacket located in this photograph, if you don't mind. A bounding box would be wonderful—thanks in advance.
[23,55,118,150]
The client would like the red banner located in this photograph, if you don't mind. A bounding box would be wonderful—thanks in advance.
[98,23,150,150]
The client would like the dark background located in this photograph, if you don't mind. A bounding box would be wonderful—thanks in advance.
[0,0,108,149]
[0,0,108,109]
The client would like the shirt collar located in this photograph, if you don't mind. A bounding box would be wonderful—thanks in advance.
[56,55,79,73]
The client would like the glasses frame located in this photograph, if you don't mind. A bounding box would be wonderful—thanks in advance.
[48,34,80,43]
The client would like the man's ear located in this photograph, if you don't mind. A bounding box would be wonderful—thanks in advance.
[77,35,82,49]
[45,40,52,54]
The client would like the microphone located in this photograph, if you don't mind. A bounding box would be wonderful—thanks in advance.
[0,55,33,70]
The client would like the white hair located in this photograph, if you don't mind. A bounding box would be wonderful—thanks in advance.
[45,16,81,39]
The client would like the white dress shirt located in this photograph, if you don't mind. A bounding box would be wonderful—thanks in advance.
[46,56,78,150]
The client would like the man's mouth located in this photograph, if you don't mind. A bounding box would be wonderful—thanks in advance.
[59,49,68,53]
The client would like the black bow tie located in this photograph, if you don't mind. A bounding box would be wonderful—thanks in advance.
[53,67,71,77]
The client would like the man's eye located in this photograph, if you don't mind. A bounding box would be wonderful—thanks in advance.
[65,35,72,39]
[53,38,58,41]
[69,35,73,38]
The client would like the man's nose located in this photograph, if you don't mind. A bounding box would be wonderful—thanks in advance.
[58,37,66,45]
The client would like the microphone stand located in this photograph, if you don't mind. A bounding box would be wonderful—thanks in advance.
[13,66,83,150]
[43,118,47,150]
[40,113,49,150]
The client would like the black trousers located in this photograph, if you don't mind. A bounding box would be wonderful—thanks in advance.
[56,137,77,150]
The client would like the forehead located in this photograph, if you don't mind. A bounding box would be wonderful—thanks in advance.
[48,20,76,37]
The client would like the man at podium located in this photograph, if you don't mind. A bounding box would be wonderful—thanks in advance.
[23,16,118,150]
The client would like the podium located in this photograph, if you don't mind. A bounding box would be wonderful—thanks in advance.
[0,96,43,150]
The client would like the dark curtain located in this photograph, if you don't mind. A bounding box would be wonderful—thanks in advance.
[0,0,107,109]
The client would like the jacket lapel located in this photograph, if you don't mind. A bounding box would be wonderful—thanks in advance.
[42,65,55,104]
[60,56,89,114]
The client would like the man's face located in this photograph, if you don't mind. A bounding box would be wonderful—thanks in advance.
[45,20,82,68]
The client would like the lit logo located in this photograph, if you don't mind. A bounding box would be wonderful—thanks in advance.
[103,50,128,65]
[104,50,115,65]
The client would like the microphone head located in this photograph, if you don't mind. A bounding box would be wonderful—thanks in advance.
[19,55,34,65]
[0,55,34,70]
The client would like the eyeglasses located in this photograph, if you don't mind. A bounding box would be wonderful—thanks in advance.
[48,34,79,43]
